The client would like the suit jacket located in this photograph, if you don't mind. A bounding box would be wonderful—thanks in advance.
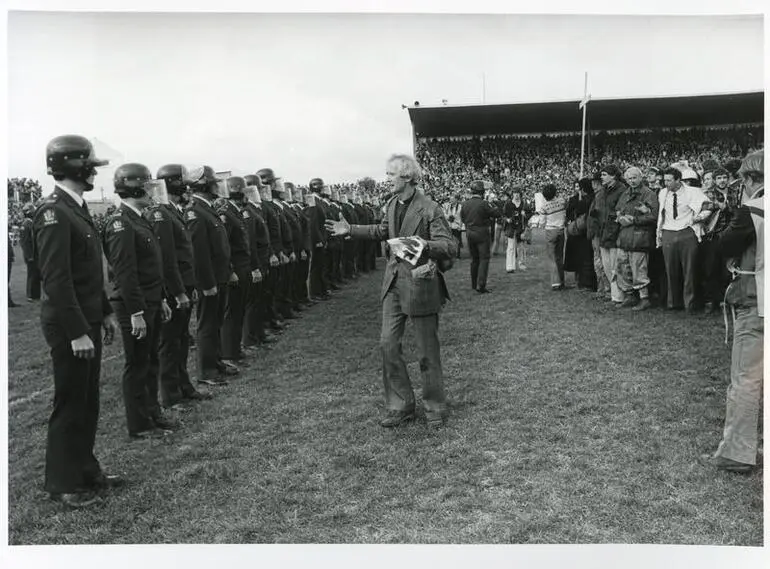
[460,196,500,239]
[349,190,456,316]
[33,188,112,340]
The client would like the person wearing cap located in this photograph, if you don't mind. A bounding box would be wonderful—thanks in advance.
[325,153,456,429]
[586,171,610,299]
[352,191,372,274]
[185,166,236,385]
[703,149,764,474]
[656,167,709,313]
[19,203,41,302]
[306,178,330,300]
[102,163,174,439]
[289,186,315,304]
[614,167,659,310]
[279,182,309,310]
[35,135,119,508]
[594,164,628,304]
[326,188,346,287]
[216,176,254,367]
[460,180,500,293]
[153,164,212,407]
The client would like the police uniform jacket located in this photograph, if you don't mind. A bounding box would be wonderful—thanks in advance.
[265,201,294,255]
[244,202,271,270]
[260,201,287,257]
[293,203,313,252]
[163,202,196,288]
[216,199,252,276]
[305,197,327,246]
[103,204,164,314]
[186,194,231,289]
[33,188,112,340]
[240,202,263,273]
[281,201,305,254]
[143,204,186,297]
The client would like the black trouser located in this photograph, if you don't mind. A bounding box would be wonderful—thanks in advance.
[661,228,699,310]
[275,262,294,317]
[367,241,377,270]
[113,300,162,434]
[468,232,492,290]
[310,246,328,296]
[328,243,343,283]
[343,240,356,278]
[244,277,268,345]
[158,286,195,406]
[648,246,668,305]
[26,260,41,300]
[357,242,369,273]
[295,255,311,302]
[42,320,103,494]
[700,237,730,306]
[262,264,280,323]
[221,270,250,360]
[197,286,227,376]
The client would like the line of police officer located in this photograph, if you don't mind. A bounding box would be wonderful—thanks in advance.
[33,134,383,508]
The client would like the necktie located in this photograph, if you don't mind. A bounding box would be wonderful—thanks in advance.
[672,191,678,220]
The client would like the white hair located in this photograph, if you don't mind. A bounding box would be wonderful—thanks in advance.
[624,167,643,178]
[386,154,422,184]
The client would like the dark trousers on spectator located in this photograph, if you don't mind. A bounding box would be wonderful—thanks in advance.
[468,232,491,290]
[545,228,565,288]
[221,272,249,360]
[699,237,730,307]
[648,246,668,306]
[197,287,226,377]
[158,286,195,407]
[113,300,162,435]
[661,228,699,311]
[42,320,103,494]
[26,260,41,300]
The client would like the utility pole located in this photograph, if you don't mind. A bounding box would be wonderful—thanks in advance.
[579,72,591,179]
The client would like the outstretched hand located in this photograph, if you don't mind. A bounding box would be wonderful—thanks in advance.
[325,215,351,237]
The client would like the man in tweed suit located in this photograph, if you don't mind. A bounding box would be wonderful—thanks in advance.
[325,154,456,429]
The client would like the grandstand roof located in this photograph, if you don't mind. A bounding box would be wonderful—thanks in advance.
[407,91,764,138]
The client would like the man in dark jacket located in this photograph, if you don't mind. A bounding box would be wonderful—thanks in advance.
[460,180,500,293]
[615,167,659,311]
[595,165,628,304]
[20,203,41,301]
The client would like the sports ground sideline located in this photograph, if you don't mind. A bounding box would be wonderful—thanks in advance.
[6,232,763,545]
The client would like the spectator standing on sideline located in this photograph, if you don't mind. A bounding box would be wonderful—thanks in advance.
[20,203,41,302]
[537,183,567,291]
[325,153,457,429]
[656,167,709,313]
[444,192,464,259]
[8,234,18,307]
[586,172,610,299]
[564,178,595,290]
[461,180,500,293]
[595,165,629,305]
[703,149,764,473]
[503,189,529,273]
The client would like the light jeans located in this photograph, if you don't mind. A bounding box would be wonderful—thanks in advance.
[714,306,764,465]
[506,235,521,272]
[615,250,650,299]
[600,246,624,302]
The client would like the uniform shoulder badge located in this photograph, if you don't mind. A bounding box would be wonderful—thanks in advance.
[111,218,125,232]
[153,210,164,222]
[42,209,58,226]
[242,210,250,218]
[220,214,227,223]
[186,209,197,220]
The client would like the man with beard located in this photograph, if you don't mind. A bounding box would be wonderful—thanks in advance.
[217,176,254,368]
[306,178,330,300]
[185,166,237,385]
[241,177,278,346]
[153,164,211,407]
[325,154,456,429]
[35,134,119,507]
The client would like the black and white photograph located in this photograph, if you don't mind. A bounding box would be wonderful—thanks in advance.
[1,1,767,567]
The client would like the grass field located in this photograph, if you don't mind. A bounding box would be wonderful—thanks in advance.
[5,231,763,545]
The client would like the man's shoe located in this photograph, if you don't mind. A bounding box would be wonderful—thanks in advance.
[183,390,213,401]
[152,415,179,431]
[632,298,651,311]
[426,416,446,430]
[198,375,229,386]
[617,297,638,308]
[50,491,103,508]
[699,454,754,474]
[217,361,239,376]
[92,473,126,490]
[129,428,172,440]
[476,288,492,294]
[380,411,415,428]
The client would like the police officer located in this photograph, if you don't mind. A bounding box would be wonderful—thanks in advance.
[337,190,359,280]
[352,191,373,274]
[103,163,174,439]
[241,177,278,347]
[253,174,286,330]
[279,182,308,311]
[185,166,236,385]
[258,169,297,320]
[20,203,41,302]
[290,185,314,305]
[217,176,253,366]
[153,164,212,406]
[306,178,330,300]
[325,187,345,288]
[35,134,119,508]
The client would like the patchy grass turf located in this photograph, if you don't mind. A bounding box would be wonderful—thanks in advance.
[5,233,763,545]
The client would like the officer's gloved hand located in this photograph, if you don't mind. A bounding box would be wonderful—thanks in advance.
[160,300,172,323]
[229,272,239,283]
[252,269,263,283]
[300,250,308,261]
[71,334,96,359]
[130,313,147,340]
[269,255,279,268]
[203,286,218,297]
[289,252,297,263]
[279,252,290,265]
[175,292,190,310]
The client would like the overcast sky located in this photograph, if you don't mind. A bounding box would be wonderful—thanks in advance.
[6,10,764,198]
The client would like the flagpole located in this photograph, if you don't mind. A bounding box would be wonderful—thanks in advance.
[579,72,588,179]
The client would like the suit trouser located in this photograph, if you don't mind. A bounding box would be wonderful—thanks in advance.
[468,233,491,290]
[545,228,565,287]
[451,229,463,258]
[113,300,162,434]
[661,228,698,310]
[591,236,610,294]
[380,283,446,418]
[505,235,521,272]
[310,246,328,296]
[715,305,764,465]
[158,286,195,406]
[648,246,668,304]
[221,271,250,360]
[700,237,729,305]
[197,286,226,376]
[42,320,103,494]
[600,246,624,302]
[615,250,650,298]
[25,260,41,300]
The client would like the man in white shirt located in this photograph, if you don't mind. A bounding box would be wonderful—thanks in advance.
[656,167,709,312]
